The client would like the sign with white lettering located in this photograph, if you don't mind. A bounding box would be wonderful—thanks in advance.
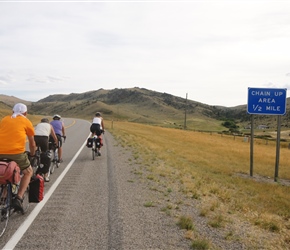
[247,87,287,115]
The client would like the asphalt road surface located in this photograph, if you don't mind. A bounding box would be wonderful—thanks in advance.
[1,118,189,250]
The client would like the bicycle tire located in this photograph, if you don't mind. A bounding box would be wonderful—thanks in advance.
[92,141,95,160]
[21,186,29,214]
[54,149,60,168]
[50,160,55,174]
[95,148,100,157]
[0,184,11,237]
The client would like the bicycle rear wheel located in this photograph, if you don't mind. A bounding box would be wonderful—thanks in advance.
[54,149,60,168]
[22,186,29,214]
[92,141,95,160]
[0,185,11,237]
[50,157,55,174]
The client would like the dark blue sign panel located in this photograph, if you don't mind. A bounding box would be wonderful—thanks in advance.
[247,87,287,115]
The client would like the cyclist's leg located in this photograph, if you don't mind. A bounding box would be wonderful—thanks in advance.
[99,135,103,146]
[38,137,50,176]
[56,134,63,162]
[18,166,33,200]
[21,185,29,213]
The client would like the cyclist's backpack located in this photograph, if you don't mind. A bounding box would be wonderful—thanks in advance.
[29,174,44,203]
[0,160,21,184]
[86,137,93,148]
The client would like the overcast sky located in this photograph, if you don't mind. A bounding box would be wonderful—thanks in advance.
[1,1,290,107]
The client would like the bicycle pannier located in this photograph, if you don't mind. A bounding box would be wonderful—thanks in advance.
[29,174,44,203]
[86,138,93,148]
[0,161,21,184]
[95,138,101,148]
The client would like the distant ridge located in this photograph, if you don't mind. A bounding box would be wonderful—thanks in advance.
[30,87,250,127]
[0,94,31,107]
[1,87,290,130]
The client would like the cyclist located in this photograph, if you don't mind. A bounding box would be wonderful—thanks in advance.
[90,112,105,153]
[50,114,66,163]
[0,103,36,213]
[34,118,58,182]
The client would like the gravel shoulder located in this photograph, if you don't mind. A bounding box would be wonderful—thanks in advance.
[105,131,247,250]
[105,131,191,249]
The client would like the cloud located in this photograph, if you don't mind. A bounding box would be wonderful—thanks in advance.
[0,80,8,85]
[0,74,15,85]
[25,75,69,84]
[1,2,290,106]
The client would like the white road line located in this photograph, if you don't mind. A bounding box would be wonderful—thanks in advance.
[3,135,90,250]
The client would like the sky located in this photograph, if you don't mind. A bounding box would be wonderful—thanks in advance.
[1,1,290,107]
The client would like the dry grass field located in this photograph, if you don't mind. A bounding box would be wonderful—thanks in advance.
[108,121,290,249]
[0,108,43,126]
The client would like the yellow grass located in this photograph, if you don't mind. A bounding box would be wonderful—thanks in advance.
[108,121,290,249]
[0,112,44,126]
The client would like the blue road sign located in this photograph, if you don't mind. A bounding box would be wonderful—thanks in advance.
[247,87,287,115]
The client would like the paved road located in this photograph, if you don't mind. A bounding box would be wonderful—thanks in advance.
[1,118,189,250]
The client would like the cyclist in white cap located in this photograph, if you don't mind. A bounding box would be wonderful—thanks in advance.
[0,103,36,213]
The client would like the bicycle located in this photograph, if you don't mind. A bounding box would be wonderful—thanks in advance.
[49,142,59,175]
[30,146,51,181]
[0,160,29,237]
[49,135,65,174]
[30,146,45,176]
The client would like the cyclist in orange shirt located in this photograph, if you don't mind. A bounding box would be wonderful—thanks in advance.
[0,103,36,213]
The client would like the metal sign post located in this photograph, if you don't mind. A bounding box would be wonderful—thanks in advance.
[247,87,287,181]
[275,116,281,182]
[250,115,254,176]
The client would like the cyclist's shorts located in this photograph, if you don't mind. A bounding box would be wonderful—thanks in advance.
[90,123,102,136]
[0,152,31,170]
[49,134,62,148]
[56,134,63,147]
[34,135,49,152]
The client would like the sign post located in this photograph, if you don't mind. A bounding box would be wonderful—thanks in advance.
[247,87,287,181]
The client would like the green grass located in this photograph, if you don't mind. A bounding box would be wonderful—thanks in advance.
[177,215,194,230]
[144,201,154,207]
[191,238,210,250]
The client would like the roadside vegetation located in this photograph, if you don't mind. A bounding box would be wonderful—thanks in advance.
[0,107,43,125]
[109,121,290,249]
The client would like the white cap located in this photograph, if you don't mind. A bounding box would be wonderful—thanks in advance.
[11,103,27,118]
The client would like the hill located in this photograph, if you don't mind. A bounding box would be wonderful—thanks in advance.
[2,87,290,131]
[0,94,31,107]
[29,87,246,131]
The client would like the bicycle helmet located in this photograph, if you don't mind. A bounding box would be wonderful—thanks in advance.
[95,112,101,117]
[53,114,61,120]
[41,118,49,123]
